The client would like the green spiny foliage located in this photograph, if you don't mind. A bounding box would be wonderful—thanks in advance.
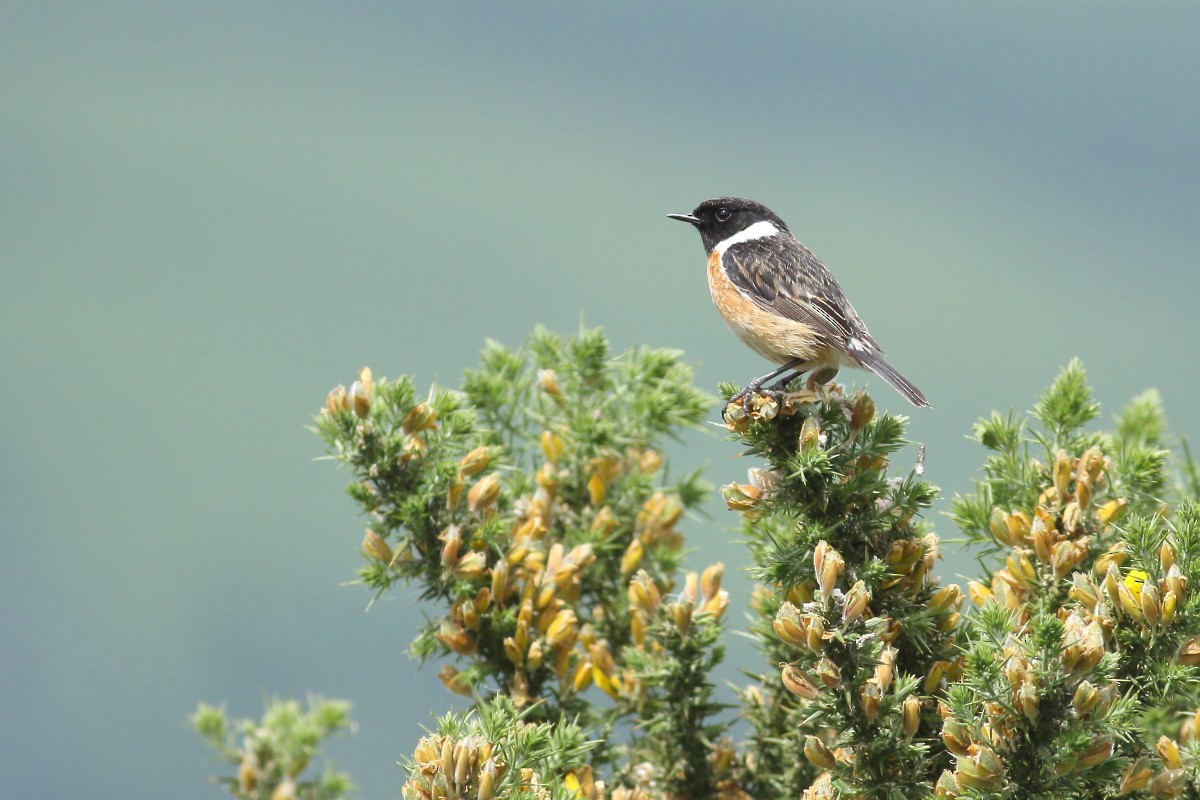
[192,696,353,800]
[313,326,733,792]
[400,695,596,800]
[718,382,958,800]
[196,331,1200,800]
[939,361,1200,798]
[312,326,711,727]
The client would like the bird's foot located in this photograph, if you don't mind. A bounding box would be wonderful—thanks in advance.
[722,383,784,424]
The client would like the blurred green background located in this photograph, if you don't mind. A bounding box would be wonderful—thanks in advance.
[4,3,1199,797]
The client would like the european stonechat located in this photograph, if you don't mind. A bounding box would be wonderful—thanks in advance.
[669,197,930,409]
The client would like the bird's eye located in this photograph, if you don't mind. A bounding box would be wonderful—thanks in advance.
[714,207,732,222]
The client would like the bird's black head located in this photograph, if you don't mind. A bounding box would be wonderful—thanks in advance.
[668,197,790,254]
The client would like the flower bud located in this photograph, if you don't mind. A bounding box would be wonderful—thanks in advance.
[1157,735,1182,770]
[1007,511,1032,543]
[1017,677,1039,721]
[503,635,524,666]
[934,770,960,799]
[1061,612,1105,674]
[941,719,971,756]
[272,777,297,800]
[1061,501,1081,534]
[773,602,808,649]
[1053,449,1072,499]
[453,551,487,581]
[490,559,510,604]
[850,392,875,431]
[967,580,993,605]
[701,562,725,600]
[780,664,819,699]
[546,609,578,648]
[1162,589,1178,626]
[670,602,692,637]
[1118,757,1152,794]
[1074,478,1092,511]
[988,508,1013,546]
[1077,737,1113,768]
[816,545,844,599]
[238,751,260,794]
[803,735,836,769]
[1051,539,1087,579]
[362,530,393,564]
[843,580,871,623]
[349,380,371,418]
[1151,769,1187,796]
[1031,523,1053,563]
[875,646,897,693]
[326,384,348,415]
[1160,539,1177,572]
[721,482,763,514]
[1165,564,1187,599]
[1070,684,1097,719]
[636,448,664,474]
[799,415,822,451]
[1117,579,1143,621]
[438,665,472,697]
[1141,582,1162,627]
[440,525,462,570]
[956,746,1003,791]
[1005,551,1037,589]
[539,431,565,464]
[536,369,562,398]
[620,539,644,576]
[467,473,502,513]
[1102,563,1122,605]
[402,403,437,433]
[1097,497,1128,525]
[627,571,661,614]
[925,660,947,694]
[533,580,556,611]
[572,661,594,692]
[902,695,920,738]
[1178,636,1200,666]
[861,679,882,722]
[816,656,841,688]
[457,446,493,478]
[702,588,730,619]
[1068,573,1100,609]
[477,760,496,800]
[1079,445,1106,484]
[1182,709,1200,746]
[805,613,827,652]
[929,585,964,612]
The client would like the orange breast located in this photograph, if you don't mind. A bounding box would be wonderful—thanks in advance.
[707,250,829,367]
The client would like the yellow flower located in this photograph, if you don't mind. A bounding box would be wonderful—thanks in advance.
[1123,568,1149,594]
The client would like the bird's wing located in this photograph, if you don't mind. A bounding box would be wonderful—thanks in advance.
[723,237,881,354]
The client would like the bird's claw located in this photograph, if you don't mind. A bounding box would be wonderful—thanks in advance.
[722,385,783,423]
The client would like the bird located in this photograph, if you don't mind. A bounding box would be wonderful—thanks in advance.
[668,197,930,410]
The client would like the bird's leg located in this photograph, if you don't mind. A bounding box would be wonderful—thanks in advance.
[726,357,808,418]
[766,370,806,392]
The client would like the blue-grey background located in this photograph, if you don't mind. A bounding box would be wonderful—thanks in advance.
[4,3,1198,797]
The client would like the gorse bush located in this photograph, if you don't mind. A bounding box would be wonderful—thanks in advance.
[195,327,1200,800]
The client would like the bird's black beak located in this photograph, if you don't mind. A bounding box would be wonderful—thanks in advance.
[667,213,701,226]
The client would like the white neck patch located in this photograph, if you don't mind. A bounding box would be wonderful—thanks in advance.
[713,220,780,255]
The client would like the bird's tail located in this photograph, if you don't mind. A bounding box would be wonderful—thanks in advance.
[855,350,932,408]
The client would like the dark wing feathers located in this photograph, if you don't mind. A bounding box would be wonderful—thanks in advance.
[722,237,879,353]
